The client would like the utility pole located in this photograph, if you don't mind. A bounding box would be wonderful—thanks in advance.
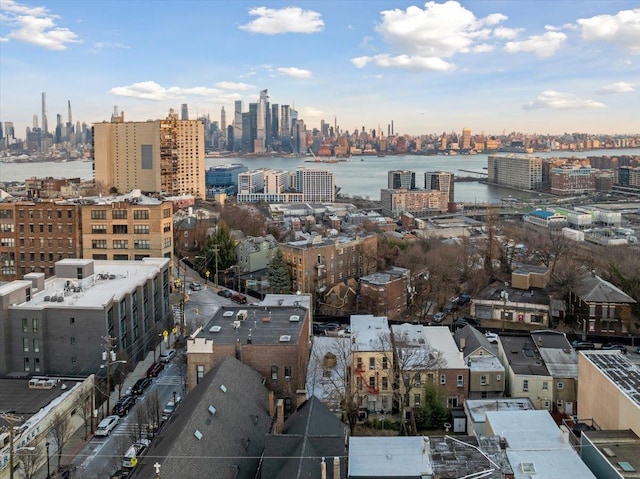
[102,336,117,416]
[211,245,220,289]
[1,412,23,479]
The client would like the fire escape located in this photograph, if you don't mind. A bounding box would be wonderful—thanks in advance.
[355,367,379,395]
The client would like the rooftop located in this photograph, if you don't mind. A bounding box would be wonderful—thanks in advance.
[196,304,308,346]
[348,436,431,478]
[581,351,640,407]
[359,267,409,285]
[0,378,84,422]
[573,273,636,304]
[306,336,351,412]
[392,324,467,369]
[531,331,578,378]
[582,429,640,479]
[465,398,535,424]
[4,258,169,310]
[499,336,551,377]
[477,283,550,306]
[351,315,390,352]
[512,264,549,276]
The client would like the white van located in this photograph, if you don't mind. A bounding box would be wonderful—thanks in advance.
[95,415,119,437]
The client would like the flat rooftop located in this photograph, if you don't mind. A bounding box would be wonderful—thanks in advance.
[9,258,169,310]
[581,351,640,407]
[478,284,550,306]
[582,429,640,479]
[499,336,550,377]
[197,304,307,345]
[351,315,390,352]
[0,378,84,421]
[465,398,535,423]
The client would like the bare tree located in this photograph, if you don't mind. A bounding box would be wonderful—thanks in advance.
[144,391,162,437]
[308,338,357,433]
[528,226,572,278]
[74,390,93,440]
[132,406,147,443]
[174,352,188,397]
[377,329,446,436]
[50,411,71,470]
[16,444,41,479]
[110,435,129,472]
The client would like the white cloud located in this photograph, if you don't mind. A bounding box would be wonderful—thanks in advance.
[276,67,312,79]
[597,81,636,94]
[91,41,130,53]
[471,43,494,53]
[300,106,323,118]
[504,31,566,57]
[523,90,606,110]
[239,6,324,34]
[493,26,523,39]
[109,81,221,101]
[215,81,254,90]
[577,9,640,53]
[351,54,455,72]
[374,1,506,58]
[1,0,80,50]
[0,36,8,42]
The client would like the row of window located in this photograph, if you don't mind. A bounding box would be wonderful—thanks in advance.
[15,238,75,248]
[270,365,292,380]
[90,209,151,220]
[92,240,151,249]
[13,209,74,220]
[91,225,151,234]
[522,380,565,392]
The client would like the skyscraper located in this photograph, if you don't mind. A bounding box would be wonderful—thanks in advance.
[388,170,416,190]
[68,100,73,126]
[255,89,268,153]
[181,103,189,121]
[280,105,291,150]
[425,171,455,204]
[233,100,243,152]
[93,110,206,198]
[461,128,472,150]
[41,92,48,134]
[220,106,226,138]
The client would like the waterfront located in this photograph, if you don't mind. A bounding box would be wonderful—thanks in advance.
[0,148,638,204]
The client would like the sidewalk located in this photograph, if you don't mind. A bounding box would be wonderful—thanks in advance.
[35,343,164,479]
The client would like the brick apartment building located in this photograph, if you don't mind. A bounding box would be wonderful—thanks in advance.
[358,267,409,321]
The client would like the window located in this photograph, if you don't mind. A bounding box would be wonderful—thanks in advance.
[382,357,388,369]
[523,380,529,392]
[457,375,464,387]
[271,365,278,380]
[24,358,30,371]
[134,240,150,250]
[33,338,39,353]
[71,356,77,366]
[91,210,106,220]
[557,382,564,390]
[197,365,204,384]
[440,375,446,385]
[113,240,128,249]
[369,357,375,370]
[70,317,75,324]
[369,376,376,390]
[34,358,40,372]
[496,374,501,381]
[284,366,291,379]
[70,337,76,345]
[22,318,28,333]
[356,357,363,371]
[112,209,127,219]
[414,394,421,407]
[357,377,362,391]
[557,399,564,409]
[32,318,38,333]
[163,208,171,218]
[134,225,149,234]
[112,224,128,234]
[542,381,549,391]
[133,210,149,219]
[92,240,107,249]
[163,237,172,248]
[163,223,171,233]
[480,375,488,386]
[447,397,458,408]
[382,376,388,390]
[23,337,29,352]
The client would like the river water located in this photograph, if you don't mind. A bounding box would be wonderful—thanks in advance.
[1,148,638,204]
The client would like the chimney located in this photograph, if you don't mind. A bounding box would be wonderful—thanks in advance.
[333,457,340,479]
[321,457,327,479]
[537,336,543,347]
[275,399,284,434]
[296,389,307,409]
[268,391,275,417]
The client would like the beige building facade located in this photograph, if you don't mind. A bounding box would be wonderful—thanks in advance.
[93,111,205,199]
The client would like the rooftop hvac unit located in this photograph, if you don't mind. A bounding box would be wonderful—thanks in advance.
[279,335,291,342]
[44,296,51,301]
[289,315,300,322]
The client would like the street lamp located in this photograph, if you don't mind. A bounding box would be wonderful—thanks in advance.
[45,441,50,479]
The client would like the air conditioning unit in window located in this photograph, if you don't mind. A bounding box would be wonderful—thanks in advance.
[285,376,291,381]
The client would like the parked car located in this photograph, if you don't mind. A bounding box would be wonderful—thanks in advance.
[122,439,150,469]
[458,294,471,306]
[454,316,480,328]
[112,395,137,417]
[217,289,233,298]
[146,361,165,377]
[231,293,247,304]
[432,312,447,323]
[162,396,182,419]
[571,340,596,351]
[189,281,202,291]
[602,343,628,354]
[313,322,341,335]
[485,332,499,344]
[159,349,176,363]
[444,302,458,313]
[338,327,351,337]
[132,377,152,395]
[95,415,120,437]
[110,469,130,479]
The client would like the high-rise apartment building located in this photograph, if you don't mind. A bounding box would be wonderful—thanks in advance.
[93,110,206,199]
[380,188,449,216]
[461,128,472,150]
[425,171,455,204]
[295,167,335,202]
[41,92,48,134]
[488,155,543,190]
[233,100,243,152]
[220,106,226,138]
[388,170,416,190]
[255,89,268,153]
[181,103,189,121]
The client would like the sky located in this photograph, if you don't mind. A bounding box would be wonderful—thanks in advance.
[0,0,639,138]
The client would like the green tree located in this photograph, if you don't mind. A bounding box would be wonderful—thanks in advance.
[268,249,291,294]
[200,221,237,274]
[415,384,448,431]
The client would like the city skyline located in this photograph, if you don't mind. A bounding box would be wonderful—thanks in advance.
[0,0,639,137]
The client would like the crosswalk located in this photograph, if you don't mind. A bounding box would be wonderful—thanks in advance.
[155,374,184,387]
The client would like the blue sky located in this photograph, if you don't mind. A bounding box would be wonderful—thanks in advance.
[1,0,639,137]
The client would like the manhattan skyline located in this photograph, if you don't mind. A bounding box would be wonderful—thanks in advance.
[0,0,639,137]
